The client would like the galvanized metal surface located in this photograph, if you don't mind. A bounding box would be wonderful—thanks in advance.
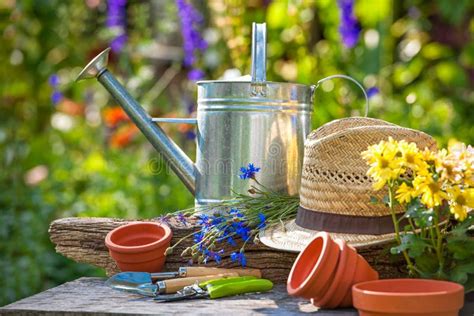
[195,80,314,205]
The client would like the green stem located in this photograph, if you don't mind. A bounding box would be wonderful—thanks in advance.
[433,207,445,277]
[388,183,416,275]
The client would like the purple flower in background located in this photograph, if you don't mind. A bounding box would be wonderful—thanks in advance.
[175,0,207,79]
[187,69,205,81]
[337,0,361,48]
[49,74,60,87]
[48,74,63,106]
[106,0,128,53]
[366,86,379,98]
[51,91,63,105]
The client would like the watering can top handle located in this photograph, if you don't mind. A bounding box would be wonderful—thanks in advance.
[251,22,267,84]
[314,74,370,117]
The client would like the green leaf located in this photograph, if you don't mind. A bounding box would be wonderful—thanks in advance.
[391,234,430,258]
[447,237,474,260]
[449,262,474,285]
[414,253,439,276]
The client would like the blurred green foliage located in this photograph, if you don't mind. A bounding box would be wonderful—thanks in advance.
[1,0,473,307]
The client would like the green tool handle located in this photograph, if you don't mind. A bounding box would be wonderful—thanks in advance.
[207,279,273,299]
[199,276,256,288]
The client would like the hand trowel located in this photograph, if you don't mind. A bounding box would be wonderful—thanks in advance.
[107,272,241,296]
[105,266,262,288]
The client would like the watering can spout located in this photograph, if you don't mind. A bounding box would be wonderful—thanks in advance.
[76,48,196,195]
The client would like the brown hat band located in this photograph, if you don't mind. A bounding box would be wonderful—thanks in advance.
[295,206,408,235]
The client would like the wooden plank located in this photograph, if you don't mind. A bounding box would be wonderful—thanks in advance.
[48,217,407,283]
[1,278,473,315]
[0,278,357,315]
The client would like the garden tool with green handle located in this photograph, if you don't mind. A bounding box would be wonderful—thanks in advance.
[154,276,273,302]
[106,266,262,288]
[109,273,239,296]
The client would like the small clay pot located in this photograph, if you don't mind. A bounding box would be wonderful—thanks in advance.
[352,279,464,316]
[105,222,172,272]
[287,232,340,299]
[312,239,358,308]
[312,239,379,309]
[287,232,379,309]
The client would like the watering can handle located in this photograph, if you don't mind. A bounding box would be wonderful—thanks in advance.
[152,118,197,124]
[313,74,370,117]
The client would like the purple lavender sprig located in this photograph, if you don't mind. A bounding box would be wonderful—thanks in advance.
[337,0,361,49]
[175,0,207,81]
[106,0,128,53]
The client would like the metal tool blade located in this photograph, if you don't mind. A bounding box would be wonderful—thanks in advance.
[105,271,179,288]
[107,282,158,297]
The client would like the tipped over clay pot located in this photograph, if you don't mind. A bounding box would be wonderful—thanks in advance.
[287,232,379,309]
[352,279,464,316]
[105,221,172,272]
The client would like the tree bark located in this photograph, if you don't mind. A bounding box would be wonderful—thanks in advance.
[49,217,406,283]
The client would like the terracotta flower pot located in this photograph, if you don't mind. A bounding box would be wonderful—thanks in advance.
[105,222,172,272]
[287,232,379,309]
[312,239,379,309]
[352,279,464,316]
[287,232,340,299]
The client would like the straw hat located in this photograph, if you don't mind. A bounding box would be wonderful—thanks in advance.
[259,117,437,252]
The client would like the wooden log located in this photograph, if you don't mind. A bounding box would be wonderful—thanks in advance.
[49,217,406,283]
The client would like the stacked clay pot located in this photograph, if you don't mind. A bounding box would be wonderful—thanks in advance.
[287,232,378,308]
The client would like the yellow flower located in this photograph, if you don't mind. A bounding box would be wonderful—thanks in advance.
[447,186,474,221]
[413,175,448,208]
[362,137,404,190]
[398,140,425,171]
[396,182,416,204]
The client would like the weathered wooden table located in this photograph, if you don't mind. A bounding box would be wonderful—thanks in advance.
[2,278,474,315]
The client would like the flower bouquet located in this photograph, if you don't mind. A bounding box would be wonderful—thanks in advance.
[362,138,474,291]
[164,164,299,266]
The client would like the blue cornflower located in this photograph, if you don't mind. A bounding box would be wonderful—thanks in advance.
[230,208,245,218]
[240,252,247,267]
[235,224,251,242]
[227,236,237,246]
[196,214,211,226]
[239,163,261,180]
[257,213,266,229]
[177,212,188,225]
[230,251,240,262]
[193,232,204,244]
[337,0,361,49]
[230,251,247,267]
[212,249,224,264]
[366,87,379,98]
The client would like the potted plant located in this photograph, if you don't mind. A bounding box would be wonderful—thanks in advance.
[361,139,474,289]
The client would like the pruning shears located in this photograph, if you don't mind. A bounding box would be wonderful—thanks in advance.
[154,276,273,302]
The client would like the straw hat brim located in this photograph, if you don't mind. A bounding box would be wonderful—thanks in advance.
[258,219,395,252]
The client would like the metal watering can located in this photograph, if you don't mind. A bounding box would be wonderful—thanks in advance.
[76,23,368,207]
